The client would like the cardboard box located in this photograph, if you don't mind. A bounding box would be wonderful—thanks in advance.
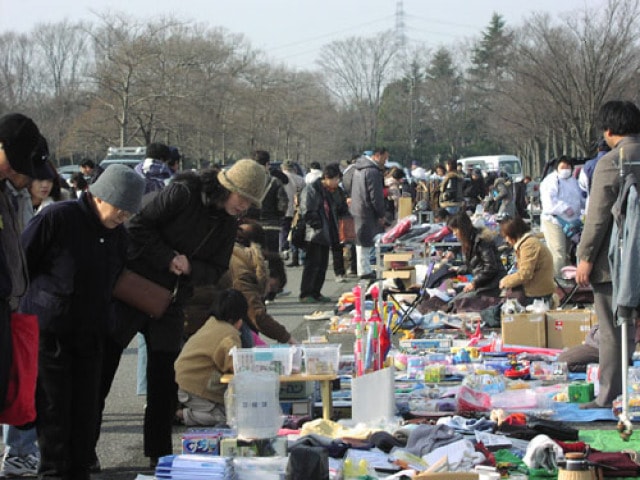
[501,312,546,347]
[398,197,413,219]
[545,309,593,349]
[383,252,413,269]
[382,268,416,286]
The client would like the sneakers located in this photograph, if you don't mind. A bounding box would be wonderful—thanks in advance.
[0,452,39,477]
[314,295,332,303]
[335,275,346,283]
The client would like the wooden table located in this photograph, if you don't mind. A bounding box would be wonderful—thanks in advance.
[221,373,337,420]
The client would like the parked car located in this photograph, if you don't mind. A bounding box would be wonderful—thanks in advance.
[99,146,147,170]
[57,164,81,181]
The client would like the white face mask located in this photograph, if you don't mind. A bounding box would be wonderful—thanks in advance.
[558,169,572,179]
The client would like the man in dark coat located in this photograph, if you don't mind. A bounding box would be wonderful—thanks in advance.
[298,164,341,302]
[350,148,388,279]
[21,165,145,480]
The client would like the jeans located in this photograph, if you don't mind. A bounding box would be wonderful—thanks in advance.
[136,333,147,396]
[2,424,38,456]
[355,245,373,276]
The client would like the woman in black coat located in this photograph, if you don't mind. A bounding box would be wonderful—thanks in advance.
[448,212,506,298]
[94,160,268,468]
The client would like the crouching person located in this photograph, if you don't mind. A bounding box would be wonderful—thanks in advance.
[174,289,247,426]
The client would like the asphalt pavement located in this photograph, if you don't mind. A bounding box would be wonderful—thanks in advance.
[1,259,359,479]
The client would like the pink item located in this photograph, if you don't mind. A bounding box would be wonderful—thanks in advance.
[252,331,268,346]
[381,217,412,244]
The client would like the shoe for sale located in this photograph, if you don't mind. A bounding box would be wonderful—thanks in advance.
[335,275,346,283]
[303,310,333,321]
[0,452,39,477]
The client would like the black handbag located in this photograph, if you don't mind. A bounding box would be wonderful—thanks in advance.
[290,209,307,249]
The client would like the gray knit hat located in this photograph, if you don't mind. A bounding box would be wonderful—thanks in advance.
[89,164,145,214]
[217,159,269,208]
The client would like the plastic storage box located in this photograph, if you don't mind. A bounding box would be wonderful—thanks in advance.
[302,344,341,375]
[231,346,294,375]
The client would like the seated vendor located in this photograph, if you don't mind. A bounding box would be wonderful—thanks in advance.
[498,216,555,306]
[174,288,247,426]
[447,212,506,299]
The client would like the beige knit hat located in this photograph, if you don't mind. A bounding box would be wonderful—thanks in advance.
[217,159,269,208]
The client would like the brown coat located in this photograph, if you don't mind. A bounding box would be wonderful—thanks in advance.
[218,243,291,343]
[500,233,555,297]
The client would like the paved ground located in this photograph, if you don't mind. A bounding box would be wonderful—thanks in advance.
[0,260,358,479]
[1,260,620,478]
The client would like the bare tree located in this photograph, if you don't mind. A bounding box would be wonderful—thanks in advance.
[504,0,640,162]
[0,32,38,110]
[317,31,398,146]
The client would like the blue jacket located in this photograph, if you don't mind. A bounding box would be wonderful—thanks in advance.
[20,193,129,335]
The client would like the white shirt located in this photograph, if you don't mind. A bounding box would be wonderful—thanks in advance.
[539,170,584,224]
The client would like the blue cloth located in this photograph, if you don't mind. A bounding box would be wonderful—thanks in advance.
[549,401,617,422]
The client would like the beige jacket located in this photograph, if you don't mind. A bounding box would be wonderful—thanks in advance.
[175,317,240,404]
[500,232,555,297]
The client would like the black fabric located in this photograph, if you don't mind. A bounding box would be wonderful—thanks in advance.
[299,242,330,299]
[143,348,179,459]
[291,218,307,249]
[527,416,579,441]
[286,445,330,480]
[0,300,11,411]
[480,303,503,328]
[36,331,103,480]
[369,430,406,453]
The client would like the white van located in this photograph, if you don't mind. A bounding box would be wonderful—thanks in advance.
[458,155,523,181]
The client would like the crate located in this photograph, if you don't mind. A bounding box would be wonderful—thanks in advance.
[231,346,294,375]
[302,344,341,375]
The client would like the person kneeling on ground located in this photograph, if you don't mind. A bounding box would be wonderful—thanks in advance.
[175,289,247,426]
[498,216,555,307]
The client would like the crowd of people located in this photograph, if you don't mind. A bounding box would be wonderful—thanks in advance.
[1,99,638,477]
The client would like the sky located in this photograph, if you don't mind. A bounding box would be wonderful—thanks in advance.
[1,0,601,69]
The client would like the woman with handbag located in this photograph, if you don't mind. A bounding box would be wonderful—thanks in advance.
[95,159,269,469]
[20,164,146,480]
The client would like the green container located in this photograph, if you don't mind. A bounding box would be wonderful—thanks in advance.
[568,382,594,403]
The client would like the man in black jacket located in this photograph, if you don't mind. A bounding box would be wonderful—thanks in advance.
[298,164,341,303]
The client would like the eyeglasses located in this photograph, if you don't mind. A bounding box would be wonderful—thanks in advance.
[116,209,133,221]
